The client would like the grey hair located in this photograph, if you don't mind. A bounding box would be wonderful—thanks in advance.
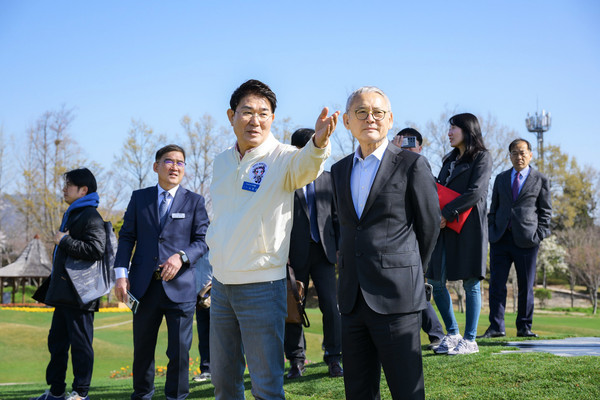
[345,86,392,113]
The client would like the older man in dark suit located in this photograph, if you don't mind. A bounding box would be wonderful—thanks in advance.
[114,144,210,400]
[479,138,552,339]
[331,87,440,400]
[284,128,342,379]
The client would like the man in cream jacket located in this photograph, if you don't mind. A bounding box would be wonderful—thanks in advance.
[206,79,339,400]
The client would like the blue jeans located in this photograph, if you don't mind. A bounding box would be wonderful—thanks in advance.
[429,251,482,341]
[210,278,287,400]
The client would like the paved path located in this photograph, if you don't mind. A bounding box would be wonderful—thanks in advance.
[500,337,600,357]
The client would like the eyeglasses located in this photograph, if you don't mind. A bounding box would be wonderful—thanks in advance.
[235,111,272,122]
[162,159,186,168]
[510,151,530,158]
[354,109,388,121]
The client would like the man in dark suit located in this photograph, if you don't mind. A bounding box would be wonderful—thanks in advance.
[284,128,342,379]
[392,128,445,350]
[480,138,552,339]
[114,144,210,400]
[331,87,440,400]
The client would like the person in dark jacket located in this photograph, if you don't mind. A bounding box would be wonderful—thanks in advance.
[284,128,342,379]
[30,168,106,400]
[426,113,492,356]
[479,138,552,339]
[392,128,445,350]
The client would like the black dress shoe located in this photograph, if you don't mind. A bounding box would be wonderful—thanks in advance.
[476,328,506,339]
[517,329,538,338]
[328,361,343,378]
[426,338,442,350]
[285,363,305,379]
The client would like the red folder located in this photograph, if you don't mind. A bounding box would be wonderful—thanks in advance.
[436,183,473,234]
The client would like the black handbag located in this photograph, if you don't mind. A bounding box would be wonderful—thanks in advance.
[32,276,50,303]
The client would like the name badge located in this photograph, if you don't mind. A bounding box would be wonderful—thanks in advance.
[172,213,185,219]
[242,181,259,192]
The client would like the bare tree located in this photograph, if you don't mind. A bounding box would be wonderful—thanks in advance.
[180,114,230,216]
[479,112,517,179]
[559,227,600,314]
[271,116,297,145]
[332,127,358,162]
[420,108,514,178]
[0,126,6,194]
[115,119,166,190]
[93,166,126,225]
[0,127,8,265]
[419,107,457,172]
[11,106,80,248]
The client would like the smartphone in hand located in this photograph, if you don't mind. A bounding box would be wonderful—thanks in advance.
[126,290,140,314]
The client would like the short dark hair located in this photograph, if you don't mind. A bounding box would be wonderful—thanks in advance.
[446,113,488,162]
[509,138,532,152]
[396,128,423,146]
[65,168,97,194]
[229,79,277,113]
[291,128,315,148]
[155,144,186,162]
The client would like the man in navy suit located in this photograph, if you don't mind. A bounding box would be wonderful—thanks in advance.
[479,138,552,339]
[331,87,440,400]
[114,144,209,400]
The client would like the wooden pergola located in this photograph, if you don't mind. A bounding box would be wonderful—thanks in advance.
[0,235,51,304]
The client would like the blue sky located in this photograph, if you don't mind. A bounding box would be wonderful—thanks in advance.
[1,0,599,190]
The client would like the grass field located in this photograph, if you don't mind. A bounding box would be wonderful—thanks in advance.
[0,306,599,399]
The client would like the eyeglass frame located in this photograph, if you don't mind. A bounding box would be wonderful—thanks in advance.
[161,158,186,168]
[509,150,531,158]
[235,110,273,122]
[353,109,389,121]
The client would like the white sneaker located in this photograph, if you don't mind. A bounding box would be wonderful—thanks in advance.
[433,334,462,354]
[192,372,211,382]
[448,338,479,355]
[65,392,89,400]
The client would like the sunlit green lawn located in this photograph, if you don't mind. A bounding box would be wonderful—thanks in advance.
[1,306,599,399]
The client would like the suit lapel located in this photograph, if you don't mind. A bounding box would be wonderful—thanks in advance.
[502,169,513,199]
[340,155,359,223]
[145,186,160,233]
[517,168,538,201]
[296,189,309,218]
[361,144,401,220]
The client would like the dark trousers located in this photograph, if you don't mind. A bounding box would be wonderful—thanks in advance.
[195,304,210,373]
[132,280,195,400]
[421,302,444,343]
[284,241,341,365]
[342,292,424,400]
[488,230,540,332]
[46,306,95,397]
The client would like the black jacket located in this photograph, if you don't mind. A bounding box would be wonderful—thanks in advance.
[488,167,552,248]
[332,144,440,315]
[45,206,106,311]
[427,151,492,282]
[289,172,339,268]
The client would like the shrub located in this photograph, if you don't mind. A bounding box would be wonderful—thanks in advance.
[535,288,552,308]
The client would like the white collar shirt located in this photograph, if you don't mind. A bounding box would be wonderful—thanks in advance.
[350,142,387,219]
[157,184,179,216]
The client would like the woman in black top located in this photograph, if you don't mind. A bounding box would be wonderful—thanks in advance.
[427,113,492,356]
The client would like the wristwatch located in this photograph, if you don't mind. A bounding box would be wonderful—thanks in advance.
[177,250,189,264]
